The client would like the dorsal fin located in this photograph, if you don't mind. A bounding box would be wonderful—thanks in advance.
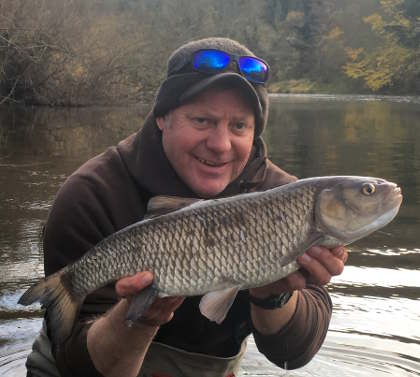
[145,196,203,219]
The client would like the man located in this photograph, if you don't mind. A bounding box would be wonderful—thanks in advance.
[25,37,347,377]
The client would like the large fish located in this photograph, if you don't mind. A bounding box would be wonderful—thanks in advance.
[19,176,402,345]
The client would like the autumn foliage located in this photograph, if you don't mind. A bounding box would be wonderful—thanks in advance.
[0,0,419,106]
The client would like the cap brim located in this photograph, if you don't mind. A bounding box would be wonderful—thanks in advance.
[178,72,262,115]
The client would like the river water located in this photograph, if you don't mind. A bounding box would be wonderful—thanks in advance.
[0,95,419,376]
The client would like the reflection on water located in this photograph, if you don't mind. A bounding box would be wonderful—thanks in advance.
[335,265,420,289]
[0,105,146,161]
[0,96,419,376]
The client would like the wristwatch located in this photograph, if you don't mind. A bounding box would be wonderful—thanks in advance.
[248,291,293,310]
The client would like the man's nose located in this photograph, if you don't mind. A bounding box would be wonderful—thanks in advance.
[206,123,232,153]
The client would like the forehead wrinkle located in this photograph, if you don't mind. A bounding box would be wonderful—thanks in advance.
[186,101,254,123]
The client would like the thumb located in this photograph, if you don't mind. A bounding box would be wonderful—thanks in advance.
[115,271,154,298]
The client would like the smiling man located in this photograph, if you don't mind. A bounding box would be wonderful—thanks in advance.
[25,38,347,377]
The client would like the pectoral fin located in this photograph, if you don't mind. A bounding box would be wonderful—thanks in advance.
[125,284,159,324]
[199,286,241,324]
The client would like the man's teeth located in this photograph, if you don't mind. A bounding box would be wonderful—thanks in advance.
[197,158,224,166]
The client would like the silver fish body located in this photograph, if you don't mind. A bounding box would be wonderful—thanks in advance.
[73,180,316,297]
[18,176,403,344]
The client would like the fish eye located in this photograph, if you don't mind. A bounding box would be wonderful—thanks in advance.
[362,183,376,195]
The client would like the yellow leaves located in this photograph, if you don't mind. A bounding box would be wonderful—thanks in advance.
[380,0,404,15]
[364,13,385,33]
[364,68,393,91]
[71,63,87,79]
[343,60,369,80]
[268,79,315,94]
[343,50,370,80]
[378,45,411,68]
[343,43,413,91]
[326,26,343,40]
[343,0,418,92]
[345,48,364,62]
[394,14,411,29]
[367,2,411,34]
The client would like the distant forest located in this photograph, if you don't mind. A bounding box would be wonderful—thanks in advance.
[1,0,419,106]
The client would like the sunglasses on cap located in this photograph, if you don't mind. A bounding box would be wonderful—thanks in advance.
[191,49,269,84]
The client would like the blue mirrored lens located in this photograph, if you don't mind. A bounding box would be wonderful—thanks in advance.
[193,50,230,71]
[239,56,268,83]
[192,50,268,83]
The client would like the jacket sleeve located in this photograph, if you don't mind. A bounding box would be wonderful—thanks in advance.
[42,150,147,377]
[42,172,117,377]
[252,285,332,369]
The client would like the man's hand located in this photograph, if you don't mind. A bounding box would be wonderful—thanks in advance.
[115,271,184,327]
[88,272,183,377]
[249,246,348,299]
[248,246,348,335]
[296,245,348,287]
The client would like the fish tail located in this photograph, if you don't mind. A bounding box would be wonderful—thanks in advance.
[18,269,83,346]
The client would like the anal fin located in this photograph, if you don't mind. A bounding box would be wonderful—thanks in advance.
[199,286,241,324]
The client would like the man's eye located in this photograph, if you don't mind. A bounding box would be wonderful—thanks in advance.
[232,122,247,132]
[193,117,210,126]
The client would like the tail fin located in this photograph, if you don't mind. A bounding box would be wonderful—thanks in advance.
[18,269,83,346]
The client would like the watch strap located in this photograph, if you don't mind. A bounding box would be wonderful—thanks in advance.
[248,291,293,310]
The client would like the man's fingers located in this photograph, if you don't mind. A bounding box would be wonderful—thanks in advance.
[296,246,347,286]
[297,252,332,285]
[116,272,184,327]
[331,246,348,263]
[307,246,345,276]
[115,271,154,297]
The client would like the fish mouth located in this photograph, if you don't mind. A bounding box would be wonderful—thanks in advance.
[389,184,403,206]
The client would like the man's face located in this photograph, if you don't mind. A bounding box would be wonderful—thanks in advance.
[156,87,255,198]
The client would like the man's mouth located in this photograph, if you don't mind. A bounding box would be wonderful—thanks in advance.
[196,157,228,167]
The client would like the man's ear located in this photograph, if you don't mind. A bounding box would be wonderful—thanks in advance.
[156,114,169,131]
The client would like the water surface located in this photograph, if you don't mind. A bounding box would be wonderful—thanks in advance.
[1,96,419,376]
